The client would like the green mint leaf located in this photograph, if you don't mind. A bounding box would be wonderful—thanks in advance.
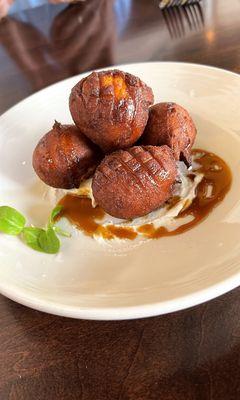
[49,205,70,238]
[0,206,26,235]
[50,205,63,225]
[53,226,71,238]
[22,227,45,252]
[38,227,60,254]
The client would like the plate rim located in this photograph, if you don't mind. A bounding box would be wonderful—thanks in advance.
[1,60,240,120]
[1,269,240,320]
[1,61,240,320]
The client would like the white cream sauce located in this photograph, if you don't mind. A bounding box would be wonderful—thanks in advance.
[44,161,203,238]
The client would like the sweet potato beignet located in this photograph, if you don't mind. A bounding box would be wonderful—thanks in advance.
[142,102,196,166]
[92,145,177,219]
[32,122,102,189]
[69,69,154,152]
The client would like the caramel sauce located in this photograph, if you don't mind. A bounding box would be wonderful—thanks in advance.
[57,195,136,240]
[107,225,137,240]
[166,196,181,210]
[57,149,232,241]
[138,149,232,239]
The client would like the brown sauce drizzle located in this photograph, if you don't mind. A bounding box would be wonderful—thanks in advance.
[57,195,137,240]
[57,149,232,241]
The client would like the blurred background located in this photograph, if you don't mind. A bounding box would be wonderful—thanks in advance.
[0,0,239,114]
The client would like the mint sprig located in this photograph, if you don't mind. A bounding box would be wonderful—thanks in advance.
[48,205,71,238]
[50,205,63,225]
[38,227,60,254]
[0,206,26,235]
[0,205,70,254]
[22,227,45,252]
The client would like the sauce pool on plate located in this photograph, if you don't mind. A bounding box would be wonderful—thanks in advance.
[57,195,137,240]
[57,149,232,240]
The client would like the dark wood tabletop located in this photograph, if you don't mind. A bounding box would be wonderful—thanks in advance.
[0,0,240,399]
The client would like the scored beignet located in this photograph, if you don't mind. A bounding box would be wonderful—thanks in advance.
[142,102,196,166]
[69,69,154,153]
[92,145,177,219]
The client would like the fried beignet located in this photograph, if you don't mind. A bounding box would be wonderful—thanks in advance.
[69,69,154,152]
[33,122,102,189]
[92,145,177,219]
[142,102,196,166]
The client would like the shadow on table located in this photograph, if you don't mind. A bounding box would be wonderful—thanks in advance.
[0,0,115,91]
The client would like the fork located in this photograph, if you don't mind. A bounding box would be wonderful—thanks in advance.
[161,1,204,38]
[159,0,201,9]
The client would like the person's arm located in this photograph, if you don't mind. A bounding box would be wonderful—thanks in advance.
[0,0,14,19]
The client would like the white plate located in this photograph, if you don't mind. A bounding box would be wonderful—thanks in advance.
[0,62,240,320]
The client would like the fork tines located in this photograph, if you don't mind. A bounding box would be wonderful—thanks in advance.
[161,1,204,39]
[159,0,201,9]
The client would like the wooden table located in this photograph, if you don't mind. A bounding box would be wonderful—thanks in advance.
[0,0,240,398]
